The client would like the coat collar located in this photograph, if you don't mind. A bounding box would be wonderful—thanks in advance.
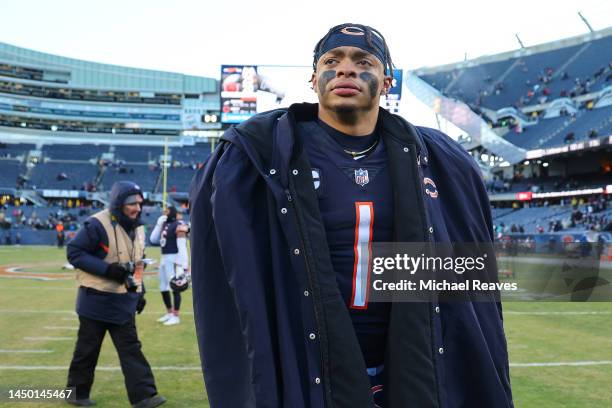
[280,102,428,163]
[223,102,429,187]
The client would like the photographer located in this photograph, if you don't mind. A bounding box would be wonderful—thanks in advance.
[66,181,166,408]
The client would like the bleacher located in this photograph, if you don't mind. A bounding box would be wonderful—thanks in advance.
[504,115,569,150]
[167,167,198,192]
[98,164,159,192]
[504,104,612,149]
[484,43,584,110]
[28,161,99,190]
[113,146,164,163]
[0,141,214,193]
[544,36,612,98]
[415,31,612,157]
[0,203,191,245]
[0,143,35,158]
[43,144,107,160]
[417,35,611,111]
[493,203,610,234]
[493,205,575,232]
[0,160,24,187]
[169,143,212,164]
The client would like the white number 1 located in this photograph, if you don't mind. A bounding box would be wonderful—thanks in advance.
[351,202,374,309]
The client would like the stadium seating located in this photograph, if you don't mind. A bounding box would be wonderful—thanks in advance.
[504,116,569,150]
[493,205,575,232]
[493,202,610,234]
[504,104,612,149]
[0,142,215,193]
[483,44,583,110]
[28,161,99,190]
[0,159,24,187]
[497,175,610,193]
[43,144,107,160]
[0,143,35,158]
[417,35,612,111]
[98,164,159,192]
[169,143,212,164]
[113,145,164,163]
[544,36,612,98]
[167,167,198,192]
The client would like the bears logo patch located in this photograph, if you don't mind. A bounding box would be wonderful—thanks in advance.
[424,177,438,198]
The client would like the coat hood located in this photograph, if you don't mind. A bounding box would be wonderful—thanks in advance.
[108,181,144,231]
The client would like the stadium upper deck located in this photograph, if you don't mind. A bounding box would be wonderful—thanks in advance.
[0,42,220,142]
[413,27,612,153]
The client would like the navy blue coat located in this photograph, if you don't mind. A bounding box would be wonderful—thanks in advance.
[190,103,513,408]
[67,181,144,324]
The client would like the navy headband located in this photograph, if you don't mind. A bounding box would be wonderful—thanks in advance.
[314,25,388,72]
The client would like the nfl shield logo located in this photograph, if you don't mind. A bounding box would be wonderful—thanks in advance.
[354,168,369,187]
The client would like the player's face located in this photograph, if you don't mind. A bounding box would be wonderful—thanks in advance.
[122,196,143,220]
[312,46,391,118]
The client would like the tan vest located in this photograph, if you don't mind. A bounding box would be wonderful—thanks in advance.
[76,209,145,293]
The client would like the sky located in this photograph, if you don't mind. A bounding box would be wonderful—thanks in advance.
[1,0,610,133]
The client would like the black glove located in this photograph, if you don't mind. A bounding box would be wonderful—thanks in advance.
[106,262,128,283]
[136,296,146,314]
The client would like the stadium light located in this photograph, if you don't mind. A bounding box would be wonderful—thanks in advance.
[543,162,549,167]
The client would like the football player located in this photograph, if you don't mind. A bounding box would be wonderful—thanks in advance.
[149,206,189,326]
[190,23,513,408]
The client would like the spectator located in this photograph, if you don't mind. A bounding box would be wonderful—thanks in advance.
[56,222,65,248]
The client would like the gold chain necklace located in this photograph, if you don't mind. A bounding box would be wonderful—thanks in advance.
[342,139,379,158]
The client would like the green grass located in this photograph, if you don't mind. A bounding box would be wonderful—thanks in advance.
[0,246,611,407]
[0,246,207,407]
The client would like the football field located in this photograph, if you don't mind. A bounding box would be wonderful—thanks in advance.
[0,246,611,407]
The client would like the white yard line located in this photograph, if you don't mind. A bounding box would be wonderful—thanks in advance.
[0,275,58,281]
[43,326,78,330]
[505,311,612,315]
[4,308,610,317]
[0,349,54,354]
[0,287,75,291]
[2,361,612,370]
[23,337,73,341]
[0,309,193,315]
[7,308,612,317]
[497,257,612,270]
[0,365,201,371]
[511,361,612,367]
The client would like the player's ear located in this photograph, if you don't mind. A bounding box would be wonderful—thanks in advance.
[382,74,393,95]
[310,72,317,91]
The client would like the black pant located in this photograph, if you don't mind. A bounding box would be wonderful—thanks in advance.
[67,315,157,404]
